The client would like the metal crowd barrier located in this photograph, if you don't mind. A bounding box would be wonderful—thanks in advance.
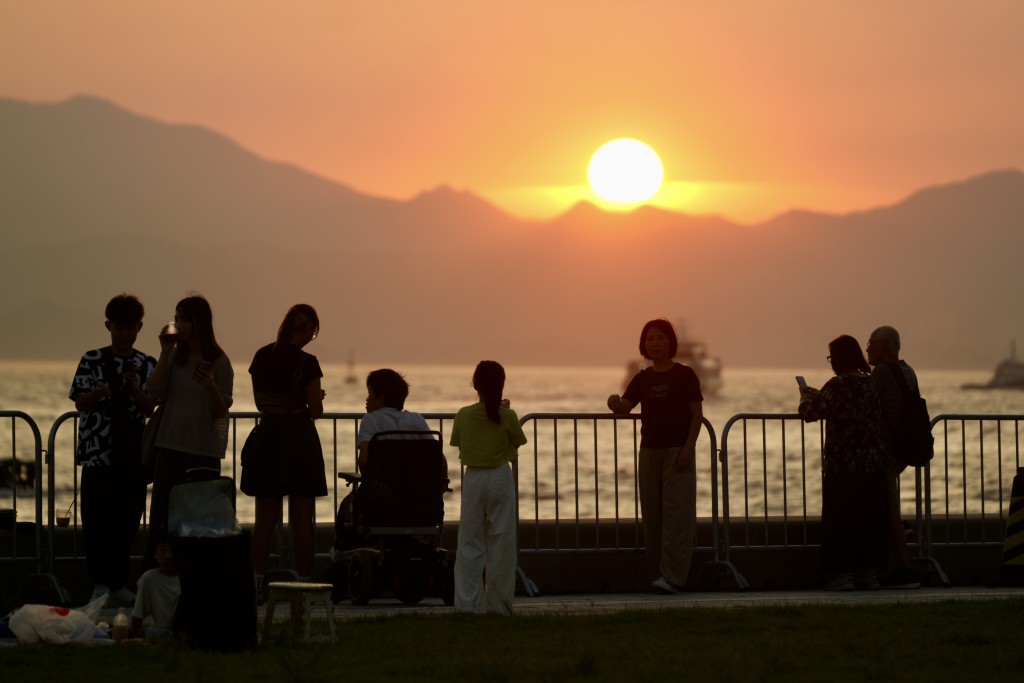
[719,413,937,585]
[927,414,1023,548]
[718,412,1024,587]
[514,413,743,589]
[0,411,44,572]
[42,411,459,570]
[719,413,825,555]
[20,410,1024,589]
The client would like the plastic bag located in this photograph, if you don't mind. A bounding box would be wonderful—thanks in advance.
[9,594,108,644]
[169,479,241,537]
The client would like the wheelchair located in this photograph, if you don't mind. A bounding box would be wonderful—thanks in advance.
[328,430,455,605]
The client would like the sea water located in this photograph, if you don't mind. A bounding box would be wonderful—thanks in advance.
[1,361,1022,523]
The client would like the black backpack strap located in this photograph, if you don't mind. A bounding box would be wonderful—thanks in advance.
[885,361,919,398]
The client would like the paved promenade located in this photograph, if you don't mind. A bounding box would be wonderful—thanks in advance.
[259,586,1024,624]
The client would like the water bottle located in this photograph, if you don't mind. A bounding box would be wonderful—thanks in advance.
[113,608,130,642]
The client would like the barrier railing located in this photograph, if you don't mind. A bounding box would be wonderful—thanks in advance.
[515,413,745,589]
[44,411,459,569]
[927,414,1023,548]
[0,410,44,572]
[719,414,825,557]
[29,410,1024,589]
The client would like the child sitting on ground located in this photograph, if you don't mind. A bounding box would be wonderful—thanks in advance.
[131,526,180,639]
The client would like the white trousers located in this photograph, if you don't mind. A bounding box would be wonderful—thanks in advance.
[455,464,517,614]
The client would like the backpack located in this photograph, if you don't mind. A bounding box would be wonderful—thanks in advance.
[885,362,934,467]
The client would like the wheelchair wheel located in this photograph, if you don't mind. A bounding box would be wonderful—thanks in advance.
[347,549,376,606]
[315,562,348,604]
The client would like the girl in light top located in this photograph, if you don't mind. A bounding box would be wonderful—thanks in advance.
[451,360,527,614]
[144,295,233,565]
[608,318,703,594]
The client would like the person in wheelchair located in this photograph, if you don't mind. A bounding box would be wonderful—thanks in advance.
[334,369,447,552]
[355,368,446,475]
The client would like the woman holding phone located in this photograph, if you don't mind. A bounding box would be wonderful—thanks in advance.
[144,295,233,564]
[797,334,889,590]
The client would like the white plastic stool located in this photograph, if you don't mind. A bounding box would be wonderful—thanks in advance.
[261,581,337,643]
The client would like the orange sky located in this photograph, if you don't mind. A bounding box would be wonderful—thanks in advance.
[2,1,1022,223]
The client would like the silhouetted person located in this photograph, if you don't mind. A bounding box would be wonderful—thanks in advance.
[608,318,703,594]
[867,325,922,589]
[242,304,326,595]
[70,294,157,606]
[144,295,233,567]
[799,335,889,590]
[452,361,526,614]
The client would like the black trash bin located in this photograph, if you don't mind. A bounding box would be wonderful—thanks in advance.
[172,531,257,650]
[168,474,256,651]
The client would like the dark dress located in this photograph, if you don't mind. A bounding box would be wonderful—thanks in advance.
[799,373,889,575]
[240,343,327,498]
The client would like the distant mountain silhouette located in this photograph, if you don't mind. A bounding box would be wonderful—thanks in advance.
[1,95,1022,370]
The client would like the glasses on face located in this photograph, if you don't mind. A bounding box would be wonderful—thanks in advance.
[867,338,885,349]
[294,317,318,339]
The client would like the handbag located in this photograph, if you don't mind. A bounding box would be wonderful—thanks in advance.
[240,353,307,474]
[240,419,283,468]
[140,361,172,484]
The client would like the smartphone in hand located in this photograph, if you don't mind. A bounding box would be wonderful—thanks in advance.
[795,376,808,390]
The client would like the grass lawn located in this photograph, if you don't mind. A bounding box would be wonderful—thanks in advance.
[3,599,1022,682]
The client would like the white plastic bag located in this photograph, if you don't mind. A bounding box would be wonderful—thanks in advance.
[9,594,108,644]
[169,480,240,537]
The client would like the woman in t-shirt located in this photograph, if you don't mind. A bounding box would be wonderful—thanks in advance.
[607,319,704,594]
[241,304,326,588]
[451,360,527,613]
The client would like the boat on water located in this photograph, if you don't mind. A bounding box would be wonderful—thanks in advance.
[623,324,723,396]
[962,340,1024,390]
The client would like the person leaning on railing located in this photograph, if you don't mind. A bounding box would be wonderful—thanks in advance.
[798,334,889,592]
[607,318,704,596]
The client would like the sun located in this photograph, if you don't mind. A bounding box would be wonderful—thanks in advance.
[587,138,664,204]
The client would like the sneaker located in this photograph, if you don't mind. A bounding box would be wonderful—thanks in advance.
[822,573,855,591]
[109,587,136,605]
[880,568,921,590]
[854,570,880,590]
[651,576,682,595]
[89,585,110,602]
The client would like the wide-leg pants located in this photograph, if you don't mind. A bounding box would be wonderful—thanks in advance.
[638,446,697,588]
[455,464,516,614]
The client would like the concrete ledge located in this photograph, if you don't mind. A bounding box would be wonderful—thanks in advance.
[1,516,1013,607]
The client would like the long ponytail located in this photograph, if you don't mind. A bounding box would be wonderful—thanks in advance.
[472,360,505,424]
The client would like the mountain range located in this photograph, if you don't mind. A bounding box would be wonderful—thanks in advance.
[1,95,1022,371]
